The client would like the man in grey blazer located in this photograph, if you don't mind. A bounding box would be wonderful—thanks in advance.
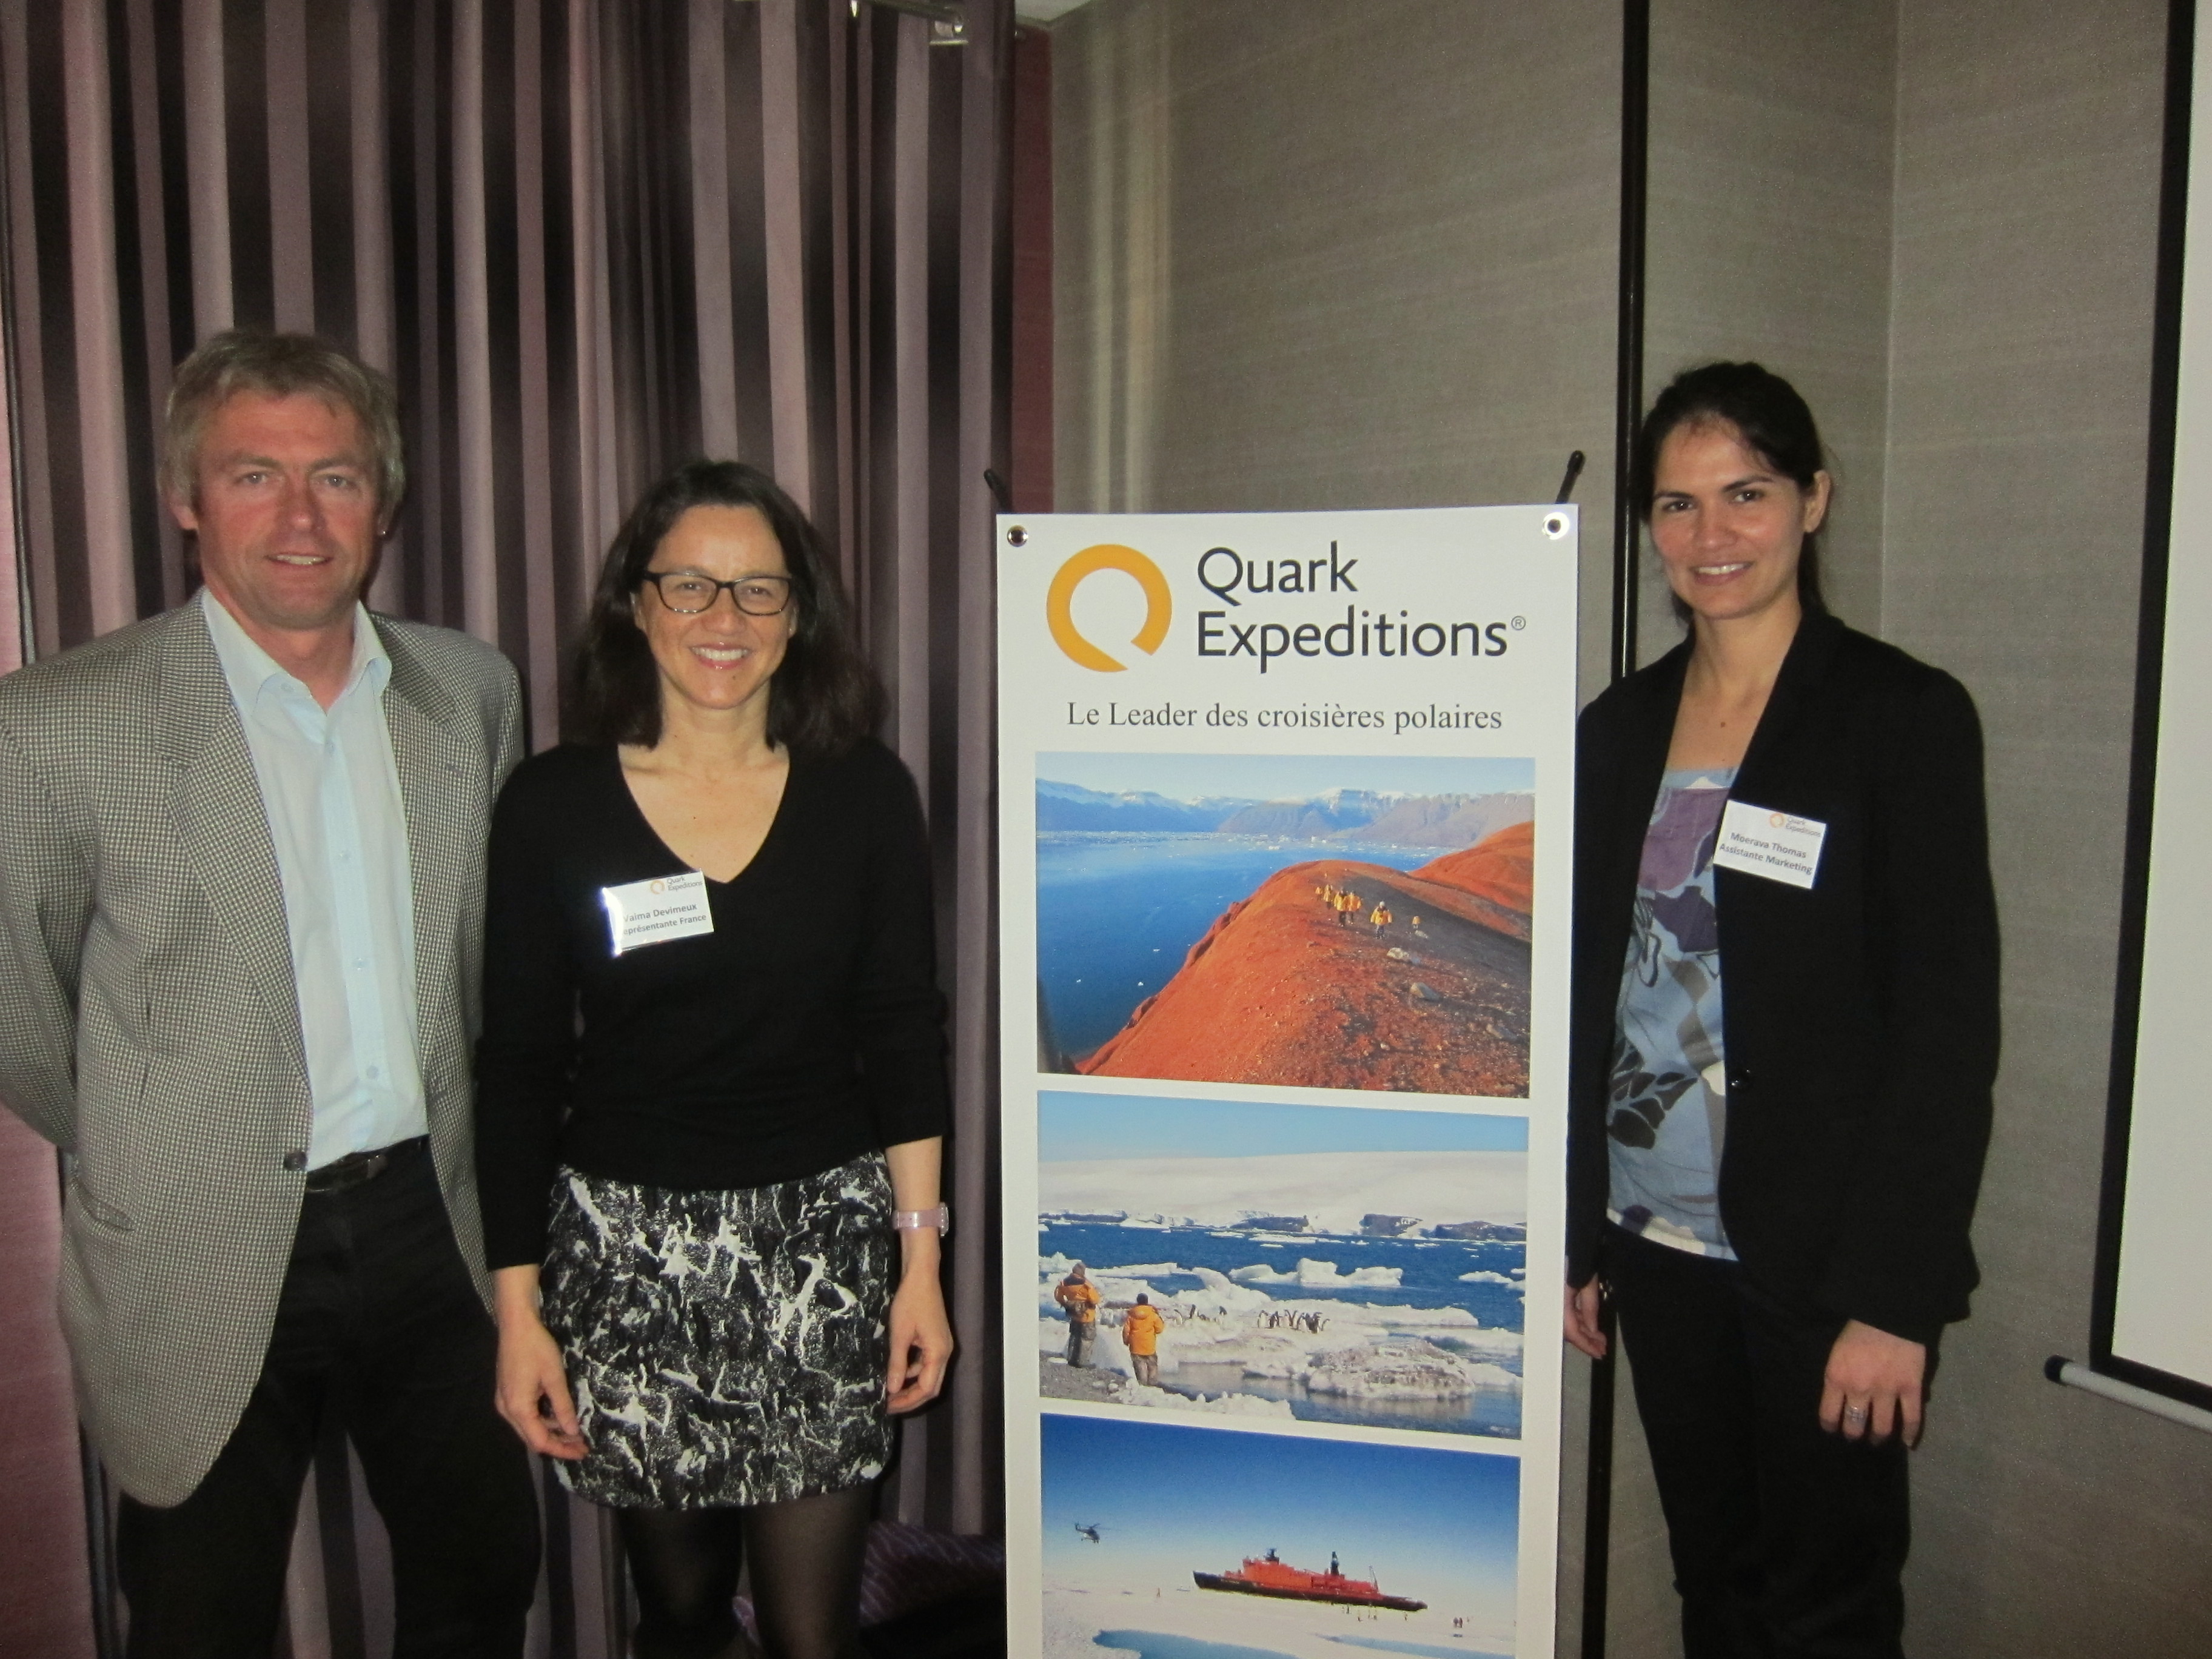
[0,330,539,1656]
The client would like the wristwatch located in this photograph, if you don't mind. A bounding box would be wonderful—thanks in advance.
[894,1204,951,1237]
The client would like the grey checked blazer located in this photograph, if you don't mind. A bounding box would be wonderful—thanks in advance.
[0,600,522,1505]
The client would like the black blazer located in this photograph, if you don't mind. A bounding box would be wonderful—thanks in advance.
[1567,612,1999,1346]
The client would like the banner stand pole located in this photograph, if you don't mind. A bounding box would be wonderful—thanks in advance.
[1580,1304,1618,1659]
[1586,3,1651,1654]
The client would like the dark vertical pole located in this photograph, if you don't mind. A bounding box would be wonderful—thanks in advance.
[62,1148,123,1659]
[1581,1305,1621,1659]
[1587,4,1651,1655]
[1612,0,1649,686]
[78,1428,121,1659]
[601,1505,630,1658]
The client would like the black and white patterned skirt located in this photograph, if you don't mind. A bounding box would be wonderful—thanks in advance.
[540,1152,896,1509]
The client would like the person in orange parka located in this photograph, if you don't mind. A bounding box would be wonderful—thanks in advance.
[1054,1263,1102,1368]
[1122,1293,1167,1387]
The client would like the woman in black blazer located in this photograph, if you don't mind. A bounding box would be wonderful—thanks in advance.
[1564,363,1997,1658]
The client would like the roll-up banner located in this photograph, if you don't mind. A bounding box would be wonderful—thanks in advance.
[998,507,1578,1659]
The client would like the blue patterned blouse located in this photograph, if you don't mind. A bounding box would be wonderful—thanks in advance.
[1607,766,1738,1259]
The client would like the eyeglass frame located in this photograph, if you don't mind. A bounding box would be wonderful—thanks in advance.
[638,569,796,617]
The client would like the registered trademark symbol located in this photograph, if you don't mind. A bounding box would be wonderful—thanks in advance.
[1510,615,1526,631]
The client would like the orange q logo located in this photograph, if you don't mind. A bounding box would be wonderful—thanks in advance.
[1047,544,1173,672]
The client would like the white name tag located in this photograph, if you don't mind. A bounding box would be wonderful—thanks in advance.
[602,871,715,954]
[1712,800,1828,890]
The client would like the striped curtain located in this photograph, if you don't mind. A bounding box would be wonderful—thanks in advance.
[0,0,1008,1652]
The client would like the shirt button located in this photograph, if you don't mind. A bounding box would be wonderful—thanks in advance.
[366,1065,381,1081]
[353,958,367,970]
[282,1150,308,1173]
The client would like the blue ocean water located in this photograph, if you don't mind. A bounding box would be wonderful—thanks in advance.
[1038,836,1436,1060]
[1041,1224,1526,1332]
[1329,1641,1510,1659]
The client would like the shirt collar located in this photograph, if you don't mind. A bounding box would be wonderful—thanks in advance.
[201,588,390,712]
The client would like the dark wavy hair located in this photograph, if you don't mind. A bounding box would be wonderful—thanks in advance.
[1634,361,1830,622]
[572,460,882,756]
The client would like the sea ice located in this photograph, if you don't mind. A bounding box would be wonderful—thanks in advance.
[1300,1339,1523,1399]
[1044,1572,1511,1659]
[1230,1259,1404,1289]
[1104,1377,1293,1418]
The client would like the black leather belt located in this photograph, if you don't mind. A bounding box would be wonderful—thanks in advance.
[303,1136,427,1195]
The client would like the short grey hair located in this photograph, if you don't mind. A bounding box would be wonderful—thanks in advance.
[162,329,405,524]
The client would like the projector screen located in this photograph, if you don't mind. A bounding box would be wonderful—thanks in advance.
[2099,5,2212,1410]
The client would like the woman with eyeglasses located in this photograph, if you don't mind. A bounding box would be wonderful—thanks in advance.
[1564,363,1998,1658]
[475,460,952,1659]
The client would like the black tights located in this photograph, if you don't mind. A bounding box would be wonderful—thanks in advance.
[617,1485,874,1659]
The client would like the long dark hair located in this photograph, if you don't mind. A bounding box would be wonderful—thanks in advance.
[572,459,882,756]
[1634,361,1830,622]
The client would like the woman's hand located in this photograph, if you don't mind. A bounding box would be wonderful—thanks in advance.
[492,1265,586,1460]
[1564,1278,1609,1361]
[881,1137,953,1413]
[1820,1319,1926,1447]
[885,1253,955,1413]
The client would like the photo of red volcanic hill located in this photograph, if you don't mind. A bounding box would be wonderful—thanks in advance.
[1076,821,1533,1098]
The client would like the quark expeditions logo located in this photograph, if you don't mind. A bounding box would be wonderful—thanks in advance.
[1047,544,1172,671]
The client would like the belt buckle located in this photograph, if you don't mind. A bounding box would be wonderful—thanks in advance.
[304,1145,392,1195]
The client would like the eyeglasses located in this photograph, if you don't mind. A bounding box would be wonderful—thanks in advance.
[642,571,794,617]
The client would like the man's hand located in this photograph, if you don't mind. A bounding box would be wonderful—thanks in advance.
[1819,1319,1926,1447]
[1564,1278,1608,1361]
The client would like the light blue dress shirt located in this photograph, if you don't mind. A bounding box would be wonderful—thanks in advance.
[203,591,427,1168]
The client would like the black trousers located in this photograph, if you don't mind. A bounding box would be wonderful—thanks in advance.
[115,1142,541,1659]
[1604,1225,1912,1659]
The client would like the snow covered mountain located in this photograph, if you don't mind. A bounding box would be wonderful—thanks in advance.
[1037,1148,1527,1234]
[1034,779,1261,832]
[1036,777,1532,848]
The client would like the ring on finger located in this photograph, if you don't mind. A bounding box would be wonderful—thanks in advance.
[1843,1403,1870,1424]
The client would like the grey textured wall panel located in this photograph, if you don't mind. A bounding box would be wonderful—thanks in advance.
[1052,0,1623,699]
[1638,0,1898,660]
[1886,0,2212,1653]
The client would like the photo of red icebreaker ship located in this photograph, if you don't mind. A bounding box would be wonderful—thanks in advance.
[1193,1548,1426,1612]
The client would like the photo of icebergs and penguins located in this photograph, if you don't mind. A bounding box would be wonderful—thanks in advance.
[1036,752,1535,1099]
[1042,1413,1518,1659]
[1037,1092,1527,1438]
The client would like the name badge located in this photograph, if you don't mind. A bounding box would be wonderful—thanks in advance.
[1711,800,1827,890]
[602,871,715,955]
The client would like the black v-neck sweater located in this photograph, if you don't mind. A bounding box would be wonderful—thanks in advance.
[473,739,951,1269]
